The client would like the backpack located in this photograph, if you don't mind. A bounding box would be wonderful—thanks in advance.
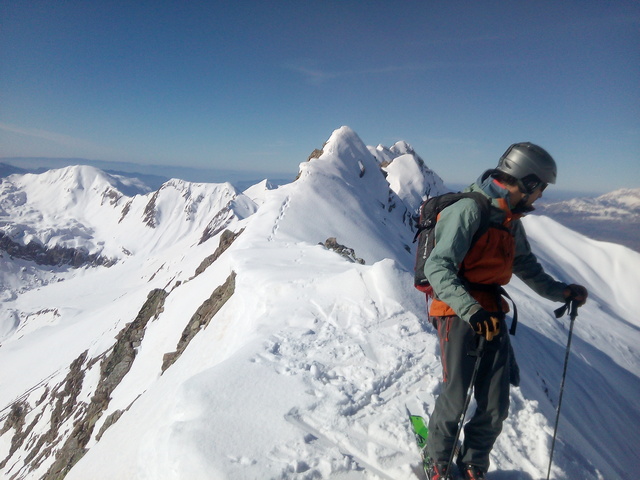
[413,191,491,295]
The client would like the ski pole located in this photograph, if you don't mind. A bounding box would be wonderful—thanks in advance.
[546,300,579,480]
[445,336,486,478]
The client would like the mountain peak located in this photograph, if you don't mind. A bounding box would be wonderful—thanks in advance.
[298,127,386,191]
[390,140,415,155]
[25,164,113,191]
[319,126,372,165]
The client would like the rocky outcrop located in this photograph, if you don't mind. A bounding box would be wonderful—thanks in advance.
[0,351,88,477]
[307,148,324,161]
[142,190,160,228]
[0,400,30,471]
[162,272,236,372]
[42,288,168,480]
[100,187,121,206]
[321,237,365,264]
[199,205,235,245]
[0,289,169,480]
[194,229,244,277]
[118,199,133,223]
[295,145,326,182]
[0,232,115,268]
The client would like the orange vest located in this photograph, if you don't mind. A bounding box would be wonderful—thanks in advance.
[430,198,519,316]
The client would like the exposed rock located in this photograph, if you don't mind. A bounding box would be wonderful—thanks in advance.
[100,187,121,206]
[142,190,160,228]
[162,272,236,372]
[118,199,133,223]
[0,232,115,268]
[296,144,327,181]
[99,289,168,389]
[320,237,365,264]
[0,401,28,436]
[194,229,244,277]
[95,410,124,442]
[41,289,168,480]
[0,401,29,470]
[0,297,175,480]
[307,148,324,161]
[7,351,90,475]
[199,205,235,245]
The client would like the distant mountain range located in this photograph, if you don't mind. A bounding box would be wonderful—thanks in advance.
[536,188,640,252]
[0,157,292,192]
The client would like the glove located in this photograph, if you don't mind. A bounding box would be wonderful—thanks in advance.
[563,284,588,307]
[469,310,501,341]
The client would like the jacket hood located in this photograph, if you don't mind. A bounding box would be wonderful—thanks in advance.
[476,169,509,199]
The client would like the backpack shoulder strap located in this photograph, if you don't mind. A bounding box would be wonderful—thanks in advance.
[463,192,492,241]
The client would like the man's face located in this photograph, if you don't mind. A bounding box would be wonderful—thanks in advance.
[524,183,547,206]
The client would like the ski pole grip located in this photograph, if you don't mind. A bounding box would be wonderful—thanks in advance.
[569,300,579,320]
[554,300,580,319]
[554,301,570,318]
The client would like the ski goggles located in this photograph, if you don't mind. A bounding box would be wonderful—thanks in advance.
[521,175,548,194]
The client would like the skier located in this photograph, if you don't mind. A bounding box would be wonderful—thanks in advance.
[422,143,588,480]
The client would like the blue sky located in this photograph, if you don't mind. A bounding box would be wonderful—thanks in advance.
[1,1,638,193]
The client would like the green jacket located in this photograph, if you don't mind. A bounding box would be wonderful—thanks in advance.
[424,172,567,322]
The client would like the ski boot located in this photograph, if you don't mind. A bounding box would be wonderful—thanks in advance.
[425,458,455,480]
[457,462,485,480]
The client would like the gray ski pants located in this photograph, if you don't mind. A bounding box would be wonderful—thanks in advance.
[426,315,511,472]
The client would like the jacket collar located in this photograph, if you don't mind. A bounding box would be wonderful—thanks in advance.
[472,169,534,215]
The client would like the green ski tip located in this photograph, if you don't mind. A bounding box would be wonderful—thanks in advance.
[408,412,429,450]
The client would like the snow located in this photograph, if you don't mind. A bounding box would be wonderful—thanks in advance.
[1,126,639,479]
[538,187,640,220]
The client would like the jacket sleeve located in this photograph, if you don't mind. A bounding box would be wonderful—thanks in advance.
[423,198,484,321]
[512,219,567,302]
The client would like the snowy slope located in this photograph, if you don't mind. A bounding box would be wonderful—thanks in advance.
[1,127,639,480]
[535,188,640,252]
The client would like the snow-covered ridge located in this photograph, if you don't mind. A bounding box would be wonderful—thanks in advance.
[0,127,638,480]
